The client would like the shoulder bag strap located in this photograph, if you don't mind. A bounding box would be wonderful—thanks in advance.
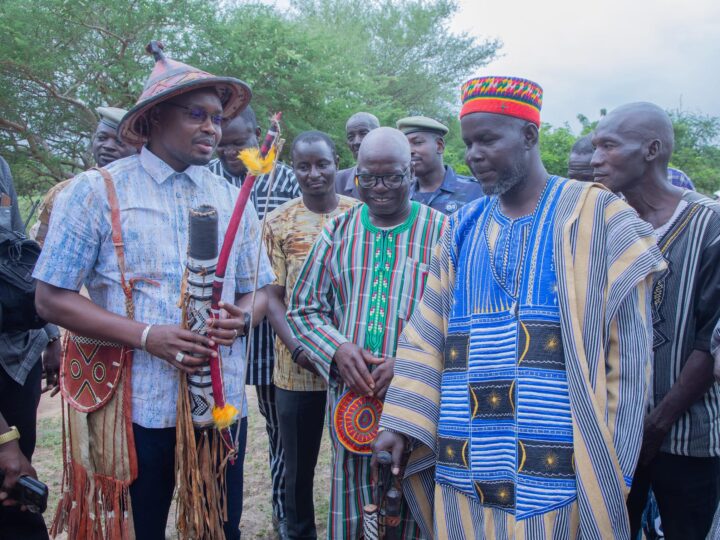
[93,167,135,319]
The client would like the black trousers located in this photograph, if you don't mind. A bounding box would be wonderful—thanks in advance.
[0,361,48,540]
[276,388,326,540]
[128,418,248,540]
[627,451,720,540]
[255,384,286,521]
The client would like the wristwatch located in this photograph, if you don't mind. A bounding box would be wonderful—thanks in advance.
[0,426,20,446]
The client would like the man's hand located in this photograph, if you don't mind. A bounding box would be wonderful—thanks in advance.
[333,343,383,396]
[371,431,406,478]
[207,301,251,347]
[144,324,216,375]
[371,357,396,401]
[41,339,61,396]
[638,413,669,467]
[295,350,320,376]
[0,440,37,508]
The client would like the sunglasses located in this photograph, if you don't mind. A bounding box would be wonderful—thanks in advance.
[165,103,224,126]
[355,166,410,189]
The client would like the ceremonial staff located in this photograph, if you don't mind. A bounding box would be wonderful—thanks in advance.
[207,112,282,441]
[175,114,281,539]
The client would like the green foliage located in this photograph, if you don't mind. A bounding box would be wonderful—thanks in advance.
[668,109,720,194]
[0,0,499,193]
[540,110,720,193]
[539,123,577,177]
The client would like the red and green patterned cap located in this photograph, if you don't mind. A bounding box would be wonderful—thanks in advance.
[119,41,252,146]
[460,76,543,126]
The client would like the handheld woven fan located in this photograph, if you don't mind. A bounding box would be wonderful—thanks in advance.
[333,390,383,455]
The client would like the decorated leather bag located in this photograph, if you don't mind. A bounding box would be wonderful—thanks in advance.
[52,167,143,540]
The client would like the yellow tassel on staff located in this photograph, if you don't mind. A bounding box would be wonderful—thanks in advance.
[212,403,239,429]
[238,147,276,176]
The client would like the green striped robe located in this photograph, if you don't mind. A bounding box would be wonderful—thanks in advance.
[288,201,447,539]
[380,181,667,539]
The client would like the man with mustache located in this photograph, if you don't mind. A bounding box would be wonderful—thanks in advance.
[373,76,665,538]
[397,115,482,214]
[335,111,380,199]
[33,43,273,540]
[288,127,446,538]
[592,102,720,540]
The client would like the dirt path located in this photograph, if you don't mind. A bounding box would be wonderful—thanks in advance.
[34,388,332,539]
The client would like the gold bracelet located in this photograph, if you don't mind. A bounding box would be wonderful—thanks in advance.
[0,426,20,446]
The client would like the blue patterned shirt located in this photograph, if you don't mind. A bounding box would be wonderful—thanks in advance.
[34,148,274,427]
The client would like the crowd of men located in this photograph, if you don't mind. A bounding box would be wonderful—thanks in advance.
[0,41,719,540]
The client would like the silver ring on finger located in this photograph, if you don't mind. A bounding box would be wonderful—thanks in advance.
[232,329,239,340]
[175,351,185,364]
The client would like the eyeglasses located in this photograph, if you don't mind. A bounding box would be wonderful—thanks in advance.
[165,103,224,126]
[355,166,410,189]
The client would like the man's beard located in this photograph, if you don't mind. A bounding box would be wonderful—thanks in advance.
[481,160,528,196]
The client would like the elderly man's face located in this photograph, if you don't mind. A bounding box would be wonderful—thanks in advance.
[590,116,647,194]
[346,119,376,161]
[461,112,529,196]
[92,123,137,167]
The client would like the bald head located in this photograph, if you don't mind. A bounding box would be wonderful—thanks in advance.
[346,112,380,160]
[346,112,380,130]
[357,127,410,166]
[602,102,674,164]
[567,134,595,182]
[591,102,675,193]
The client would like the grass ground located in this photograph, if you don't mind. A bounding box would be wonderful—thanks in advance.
[34,389,332,539]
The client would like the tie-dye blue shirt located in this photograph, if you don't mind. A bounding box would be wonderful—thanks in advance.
[34,147,274,427]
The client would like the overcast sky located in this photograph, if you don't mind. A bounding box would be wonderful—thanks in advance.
[451,0,720,131]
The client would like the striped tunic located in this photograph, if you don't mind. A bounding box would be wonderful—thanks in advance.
[651,191,720,457]
[437,177,577,520]
[288,201,447,539]
[288,201,447,375]
[379,180,666,539]
[208,158,300,385]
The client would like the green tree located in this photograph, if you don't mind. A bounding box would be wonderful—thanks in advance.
[668,109,720,194]
[0,0,220,191]
[539,123,576,177]
[0,0,499,193]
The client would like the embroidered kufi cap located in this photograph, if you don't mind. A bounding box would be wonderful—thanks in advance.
[460,76,543,126]
[118,41,252,146]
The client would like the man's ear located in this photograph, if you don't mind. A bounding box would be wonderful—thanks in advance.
[646,139,661,162]
[523,122,539,148]
[334,154,340,169]
[436,136,446,155]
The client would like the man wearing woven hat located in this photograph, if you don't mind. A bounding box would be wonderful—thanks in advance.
[397,115,482,214]
[33,106,137,246]
[373,76,665,538]
[34,41,273,540]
